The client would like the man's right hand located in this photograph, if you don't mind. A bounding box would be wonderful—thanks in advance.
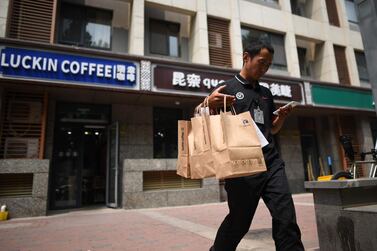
[207,85,236,109]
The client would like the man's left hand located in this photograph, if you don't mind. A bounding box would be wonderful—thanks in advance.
[271,105,294,134]
[276,105,293,119]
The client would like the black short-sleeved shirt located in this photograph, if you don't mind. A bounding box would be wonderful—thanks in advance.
[212,74,280,165]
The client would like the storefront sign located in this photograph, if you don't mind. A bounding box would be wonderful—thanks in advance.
[0,47,138,89]
[153,65,304,103]
[154,65,232,93]
[311,84,374,110]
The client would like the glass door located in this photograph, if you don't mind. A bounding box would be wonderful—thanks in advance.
[50,102,111,210]
[51,123,83,209]
[106,122,119,208]
[81,125,107,206]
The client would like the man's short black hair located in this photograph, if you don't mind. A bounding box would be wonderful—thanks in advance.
[243,39,274,58]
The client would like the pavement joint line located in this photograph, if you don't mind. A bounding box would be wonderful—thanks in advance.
[137,210,275,251]
[0,193,313,223]
[293,202,315,206]
[1,208,126,223]
[0,222,32,229]
[130,192,313,212]
[291,193,313,198]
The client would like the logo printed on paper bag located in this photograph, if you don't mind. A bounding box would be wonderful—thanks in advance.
[242,119,251,127]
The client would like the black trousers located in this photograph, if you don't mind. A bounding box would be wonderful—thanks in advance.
[211,158,305,251]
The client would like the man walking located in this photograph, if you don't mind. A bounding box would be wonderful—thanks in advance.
[206,40,305,251]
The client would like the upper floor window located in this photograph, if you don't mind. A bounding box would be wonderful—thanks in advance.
[297,47,311,77]
[244,0,280,9]
[58,3,112,50]
[291,0,314,18]
[241,27,287,71]
[296,37,323,80]
[355,51,369,83]
[333,45,351,85]
[149,19,180,57]
[345,0,358,24]
[325,0,340,27]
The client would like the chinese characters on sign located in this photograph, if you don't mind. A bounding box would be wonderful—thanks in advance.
[259,82,292,98]
[172,71,225,89]
[153,65,303,103]
[171,71,292,99]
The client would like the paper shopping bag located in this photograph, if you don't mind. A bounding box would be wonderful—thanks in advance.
[176,120,191,178]
[189,113,216,179]
[208,103,267,179]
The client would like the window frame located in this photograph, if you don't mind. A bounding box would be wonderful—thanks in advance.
[241,26,288,71]
[297,47,312,77]
[355,50,370,82]
[149,18,181,58]
[57,2,113,51]
[345,0,359,24]
[244,0,280,9]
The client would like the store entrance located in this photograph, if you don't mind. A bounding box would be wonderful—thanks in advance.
[50,103,113,210]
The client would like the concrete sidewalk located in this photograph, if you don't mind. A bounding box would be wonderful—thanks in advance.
[0,193,318,251]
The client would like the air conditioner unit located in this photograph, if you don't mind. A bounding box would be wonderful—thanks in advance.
[4,137,39,159]
[7,101,42,123]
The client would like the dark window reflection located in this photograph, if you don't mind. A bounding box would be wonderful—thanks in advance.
[153,107,182,158]
[59,3,112,50]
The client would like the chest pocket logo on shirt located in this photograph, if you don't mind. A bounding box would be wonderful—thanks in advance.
[236,92,245,100]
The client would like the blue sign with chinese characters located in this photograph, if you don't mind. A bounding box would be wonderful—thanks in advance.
[0,47,138,89]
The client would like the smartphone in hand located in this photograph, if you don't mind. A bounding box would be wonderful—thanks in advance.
[273,101,299,115]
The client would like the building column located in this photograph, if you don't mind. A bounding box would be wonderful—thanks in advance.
[357,116,374,153]
[314,40,339,83]
[285,31,301,78]
[281,0,301,78]
[311,0,330,23]
[0,0,10,37]
[355,115,374,176]
[129,0,145,55]
[336,0,350,29]
[229,0,243,69]
[278,117,306,193]
[346,45,361,86]
[190,0,209,64]
[329,116,344,172]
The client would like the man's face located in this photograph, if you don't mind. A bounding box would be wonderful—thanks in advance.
[243,48,273,80]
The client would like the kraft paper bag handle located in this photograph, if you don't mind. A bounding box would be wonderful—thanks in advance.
[195,103,202,115]
[192,98,211,152]
[223,95,237,115]
[202,97,211,150]
[201,112,211,150]
[196,97,211,116]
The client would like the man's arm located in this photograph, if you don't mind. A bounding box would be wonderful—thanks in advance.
[194,85,236,115]
[271,105,292,135]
